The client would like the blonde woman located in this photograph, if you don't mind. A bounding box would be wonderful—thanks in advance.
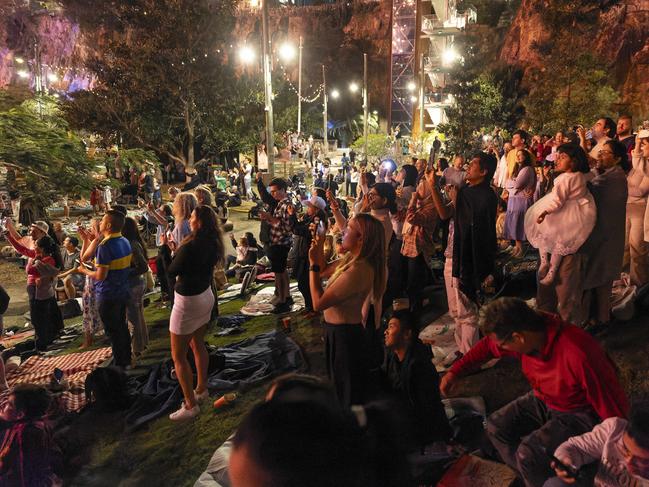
[167,192,198,254]
[308,213,386,406]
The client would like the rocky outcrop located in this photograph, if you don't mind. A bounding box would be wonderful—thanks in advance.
[500,0,649,119]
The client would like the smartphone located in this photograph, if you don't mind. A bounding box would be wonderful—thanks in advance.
[53,368,64,384]
[550,455,578,479]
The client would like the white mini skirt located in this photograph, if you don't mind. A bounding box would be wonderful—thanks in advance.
[169,286,214,335]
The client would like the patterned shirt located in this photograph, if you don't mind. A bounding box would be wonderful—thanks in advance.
[270,198,294,247]
[94,233,132,300]
[401,202,437,258]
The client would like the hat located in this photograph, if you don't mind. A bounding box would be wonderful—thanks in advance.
[638,129,649,139]
[304,195,326,212]
[31,221,49,234]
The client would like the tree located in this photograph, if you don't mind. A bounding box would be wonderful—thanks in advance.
[351,133,391,162]
[61,0,263,169]
[0,91,98,217]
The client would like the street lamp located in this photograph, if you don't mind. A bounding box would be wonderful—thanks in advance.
[410,95,418,103]
[407,81,416,91]
[330,89,340,99]
[15,57,24,64]
[16,70,29,79]
[349,82,359,93]
[442,47,459,67]
[278,42,296,62]
[238,45,256,64]
[47,72,58,82]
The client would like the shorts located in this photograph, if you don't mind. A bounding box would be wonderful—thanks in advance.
[268,245,290,273]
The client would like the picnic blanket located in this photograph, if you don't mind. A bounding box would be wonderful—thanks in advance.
[0,347,113,413]
[240,283,305,316]
[0,329,35,348]
[438,454,517,486]
[125,330,305,430]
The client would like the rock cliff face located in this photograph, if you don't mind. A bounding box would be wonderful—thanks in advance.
[500,0,649,119]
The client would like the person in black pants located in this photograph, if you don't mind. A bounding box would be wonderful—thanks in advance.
[76,211,133,368]
[291,195,327,314]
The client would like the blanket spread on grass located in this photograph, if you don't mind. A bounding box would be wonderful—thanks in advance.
[0,347,113,412]
[125,330,305,430]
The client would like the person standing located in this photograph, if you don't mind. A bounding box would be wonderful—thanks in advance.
[506,130,535,179]
[581,140,629,330]
[76,210,133,368]
[122,217,150,357]
[77,219,103,349]
[428,153,498,361]
[341,152,351,195]
[616,114,636,154]
[4,221,64,351]
[625,128,649,287]
[350,166,359,198]
[167,206,224,421]
[308,213,386,406]
[258,178,294,314]
[441,155,467,188]
[503,149,537,258]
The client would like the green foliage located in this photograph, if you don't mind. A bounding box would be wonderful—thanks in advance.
[351,133,391,160]
[0,92,98,212]
[61,0,263,167]
[524,54,619,133]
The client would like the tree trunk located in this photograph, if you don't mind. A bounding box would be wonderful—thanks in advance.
[184,100,195,170]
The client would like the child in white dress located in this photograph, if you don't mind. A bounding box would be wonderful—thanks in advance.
[525,144,597,285]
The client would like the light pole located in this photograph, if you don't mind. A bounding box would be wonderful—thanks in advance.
[419,51,425,142]
[363,53,369,162]
[322,64,328,156]
[261,0,275,176]
[297,36,303,135]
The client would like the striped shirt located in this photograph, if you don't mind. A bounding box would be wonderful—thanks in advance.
[94,233,132,300]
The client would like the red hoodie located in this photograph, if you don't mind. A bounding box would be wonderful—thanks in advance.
[450,313,629,420]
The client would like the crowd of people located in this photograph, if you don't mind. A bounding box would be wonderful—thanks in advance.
[1,114,649,486]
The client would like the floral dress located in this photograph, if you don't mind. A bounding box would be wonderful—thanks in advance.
[82,276,103,335]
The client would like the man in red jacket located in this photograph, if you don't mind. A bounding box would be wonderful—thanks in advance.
[440,297,629,487]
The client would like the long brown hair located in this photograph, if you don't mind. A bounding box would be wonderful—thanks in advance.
[122,217,146,252]
[329,213,386,305]
[512,150,534,178]
[182,205,225,265]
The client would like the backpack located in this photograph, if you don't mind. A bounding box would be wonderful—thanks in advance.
[85,366,132,411]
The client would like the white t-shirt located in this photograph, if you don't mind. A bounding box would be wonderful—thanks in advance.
[555,417,649,487]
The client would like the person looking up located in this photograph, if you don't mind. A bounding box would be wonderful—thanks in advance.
[526,144,596,290]
[167,206,224,421]
[122,217,150,357]
[503,149,537,258]
[507,130,534,179]
[76,218,103,349]
[579,117,616,163]
[75,210,133,368]
[308,213,386,406]
[58,236,84,300]
[625,126,649,287]
[258,178,294,314]
[616,114,635,154]
[580,139,629,331]
[441,298,629,487]
[4,221,64,351]
[441,154,466,188]
[382,309,452,447]
[428,153,498,361]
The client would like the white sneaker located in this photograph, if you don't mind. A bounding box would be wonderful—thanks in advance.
[194,389,209,402]
[169,402,200,421]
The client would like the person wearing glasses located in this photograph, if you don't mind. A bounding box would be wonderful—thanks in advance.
[440,297,629,487]
[546,401,649,486]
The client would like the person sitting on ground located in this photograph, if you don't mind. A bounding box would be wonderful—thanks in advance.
[545,401,649,487]
[0,384,61,486]
[225,185,242,207]
[225,233,257,279]
[440,297,629,487]
[57,236,84,300]
[382,309,452,448]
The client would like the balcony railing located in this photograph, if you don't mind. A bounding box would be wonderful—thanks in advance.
[421,7,477,35]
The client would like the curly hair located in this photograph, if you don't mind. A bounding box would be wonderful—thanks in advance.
[479,297,546,339]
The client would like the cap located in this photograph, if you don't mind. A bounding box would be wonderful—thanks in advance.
[31,221,49,234]
[304,195,326,211]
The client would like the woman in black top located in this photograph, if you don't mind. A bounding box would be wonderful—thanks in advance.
[167,205,224,421]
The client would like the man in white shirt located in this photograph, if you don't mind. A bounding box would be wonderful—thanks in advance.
[547,403,649,486]
[584,117,616,162]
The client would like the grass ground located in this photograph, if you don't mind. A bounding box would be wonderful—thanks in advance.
[62,291,327,487]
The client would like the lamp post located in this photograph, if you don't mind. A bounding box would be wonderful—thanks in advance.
[261,0,275,176]
[363,53,368,162]
[419,51,425,142]
[297,36,303,135]
[322,64,328,156]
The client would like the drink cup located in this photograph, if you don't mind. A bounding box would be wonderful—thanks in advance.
[213,392,237,409]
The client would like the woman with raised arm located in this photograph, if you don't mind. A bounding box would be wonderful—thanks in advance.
[308,213,386,406]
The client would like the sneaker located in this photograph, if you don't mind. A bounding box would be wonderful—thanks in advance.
[169,402,200,421]
[194,389,209,402]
